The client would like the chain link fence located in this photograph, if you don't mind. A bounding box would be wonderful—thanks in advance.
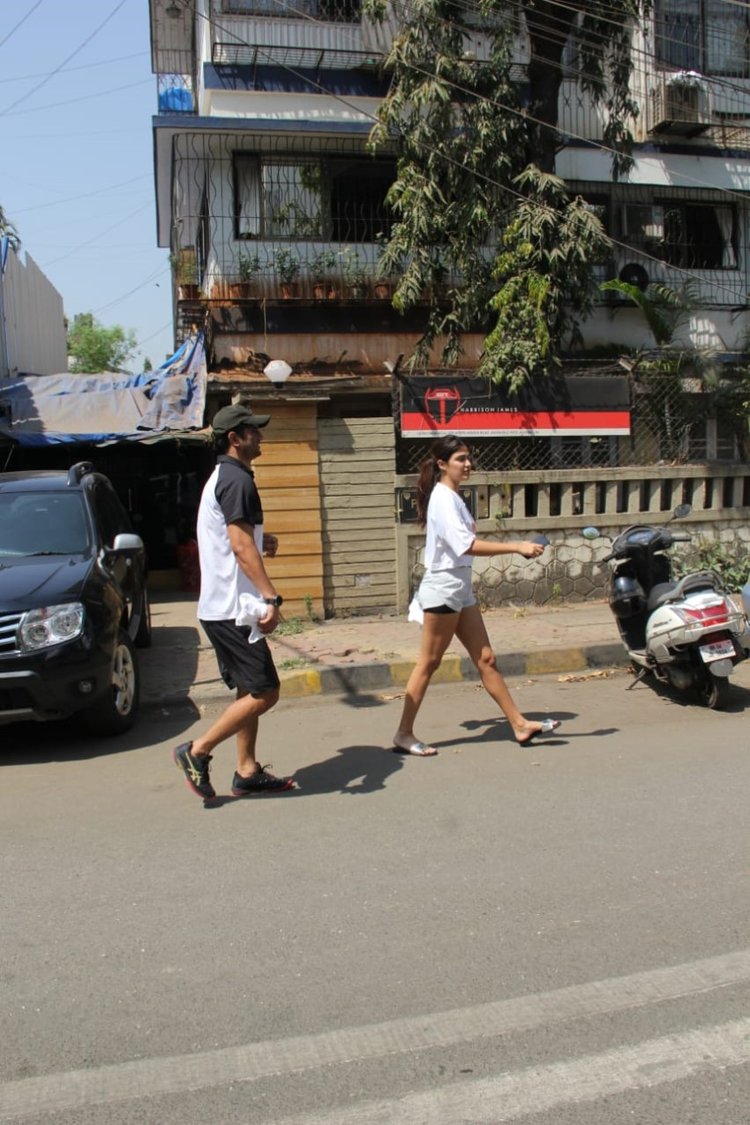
[395,372,747,474]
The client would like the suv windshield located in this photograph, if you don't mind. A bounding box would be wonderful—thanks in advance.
[0,491,91,556]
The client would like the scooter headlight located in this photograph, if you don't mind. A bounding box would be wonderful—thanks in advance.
[19,603,85,651]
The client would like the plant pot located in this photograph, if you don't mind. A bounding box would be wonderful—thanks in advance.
[229,282,252,299]
[280,282,299,299]
[178,283,200,300]
[312,282,327,301]
[373,281,392,300]
[348,284,367,300]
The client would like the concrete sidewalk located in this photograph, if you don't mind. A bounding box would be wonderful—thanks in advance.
[139,592,626,709]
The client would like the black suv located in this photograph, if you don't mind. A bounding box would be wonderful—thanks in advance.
[0,462,150,735]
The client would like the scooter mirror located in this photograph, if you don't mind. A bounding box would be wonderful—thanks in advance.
[529,533,550,546]
[581,527,600,540]
[673,503,692,520]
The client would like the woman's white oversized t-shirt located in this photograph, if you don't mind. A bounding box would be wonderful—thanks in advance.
[424,482,476,571]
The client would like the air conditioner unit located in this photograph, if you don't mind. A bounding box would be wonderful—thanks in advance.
[649,74,711,137]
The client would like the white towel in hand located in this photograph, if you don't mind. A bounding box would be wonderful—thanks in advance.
[235,593,269,643]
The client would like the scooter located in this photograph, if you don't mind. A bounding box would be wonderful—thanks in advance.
[582,505,749,709]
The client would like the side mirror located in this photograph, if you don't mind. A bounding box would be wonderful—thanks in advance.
[109,533,144,554]
[673,503,692,520]
[581,527,601,540]
[529,533,550,547]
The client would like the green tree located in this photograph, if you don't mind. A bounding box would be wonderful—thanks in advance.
[366,0,646,382]
[67,313,137,374]
[0,204,21,253]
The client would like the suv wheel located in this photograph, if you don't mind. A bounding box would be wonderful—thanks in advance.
[82,630,140,735]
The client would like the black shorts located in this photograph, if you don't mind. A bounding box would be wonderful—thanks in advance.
[200,619,280,697]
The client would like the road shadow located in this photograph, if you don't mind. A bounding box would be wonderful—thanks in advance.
[628,673,750,714]
[434,712,616,749]
[0,703,201,765]
[139,623,203,704]
[204,743,404,808]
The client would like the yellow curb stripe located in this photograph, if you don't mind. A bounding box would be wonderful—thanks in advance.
[525,648,588,675]
[279,669,322,697]
[390,655,464,686]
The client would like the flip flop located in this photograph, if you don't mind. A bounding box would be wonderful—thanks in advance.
[392,737,438,757]
[516,718,561,747]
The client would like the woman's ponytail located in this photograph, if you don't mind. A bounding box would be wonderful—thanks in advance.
[414,435,469,527]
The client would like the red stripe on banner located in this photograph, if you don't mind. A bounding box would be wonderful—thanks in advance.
[400,410,631,436]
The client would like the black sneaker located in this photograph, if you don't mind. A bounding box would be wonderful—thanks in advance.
[231,765,294,797]
[173,742,215,800]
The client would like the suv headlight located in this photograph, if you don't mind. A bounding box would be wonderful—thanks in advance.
[19,604,85,651]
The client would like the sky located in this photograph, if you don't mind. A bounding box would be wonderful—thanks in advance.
[0,0,174,371]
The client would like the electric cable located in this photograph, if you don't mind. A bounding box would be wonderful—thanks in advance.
[12,173,151,214]
[0,50,148,85]
[0,0,129,117]
[1,77,153,117]
[91,265,171,315]
[41,202,153,268]
[0,0,46,52]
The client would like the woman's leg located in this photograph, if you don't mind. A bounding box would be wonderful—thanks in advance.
[394,610,459,750]
[455,604,557,744]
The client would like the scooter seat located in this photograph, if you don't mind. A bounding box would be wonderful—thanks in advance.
[647,571,718,611]
[647,582,677,611]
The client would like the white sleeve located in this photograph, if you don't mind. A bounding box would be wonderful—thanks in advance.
[432,488,475,557]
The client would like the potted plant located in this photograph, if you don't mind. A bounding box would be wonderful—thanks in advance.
[273,247,301,299]
[341,249,369,299]
[309,249,338,300]
[231,251,261,299]
[171,249,200,300]
[373,233,395,300]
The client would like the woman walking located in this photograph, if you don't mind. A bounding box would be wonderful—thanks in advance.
[393,435,561,756]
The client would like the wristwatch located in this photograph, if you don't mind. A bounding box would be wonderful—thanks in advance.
[264,595,284,608]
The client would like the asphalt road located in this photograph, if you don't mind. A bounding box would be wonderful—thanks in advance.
[1,664,749,1124]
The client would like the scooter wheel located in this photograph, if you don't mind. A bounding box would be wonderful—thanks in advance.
[699,673,731,711]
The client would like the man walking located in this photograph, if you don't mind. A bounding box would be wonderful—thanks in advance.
[173,404,293,801]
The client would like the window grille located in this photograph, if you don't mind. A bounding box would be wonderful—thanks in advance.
[221,0,362,22]
[655,0,750,77]
[234,154,394,242]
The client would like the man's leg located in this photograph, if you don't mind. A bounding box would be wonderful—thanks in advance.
[190,687,278,767]
[173,622,288,800]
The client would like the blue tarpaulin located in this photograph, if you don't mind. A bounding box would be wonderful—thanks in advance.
[0,334,207,447]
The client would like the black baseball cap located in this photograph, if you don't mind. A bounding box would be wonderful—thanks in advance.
[211,404,271,434]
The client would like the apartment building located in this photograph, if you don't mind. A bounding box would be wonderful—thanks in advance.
[148,1,750,613]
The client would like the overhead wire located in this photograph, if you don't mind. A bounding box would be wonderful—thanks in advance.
[2,77,153,117]
[41,202,154,268]
[0,0,130,117]
[0,0,46,52]
[0,50,148,86]
[12,174,151,214]
[92,265,171,316]
[411,0,750,112]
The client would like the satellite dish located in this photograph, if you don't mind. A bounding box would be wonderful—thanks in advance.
[618,262,649,292]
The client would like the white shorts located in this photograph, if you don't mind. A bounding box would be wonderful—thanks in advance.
[417,567,476,613]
